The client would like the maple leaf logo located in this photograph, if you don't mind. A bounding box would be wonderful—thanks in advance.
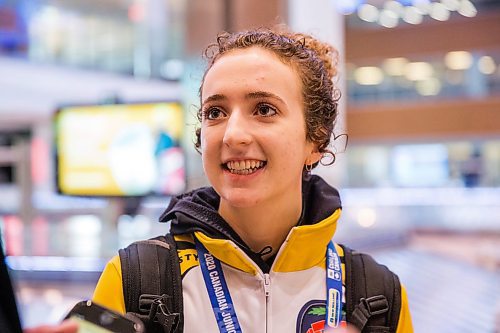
[307,306,326,316]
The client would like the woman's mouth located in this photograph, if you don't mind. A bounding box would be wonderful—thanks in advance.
[223,160,267,175]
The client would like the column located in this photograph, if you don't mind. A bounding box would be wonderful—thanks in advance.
[288,0,347,188]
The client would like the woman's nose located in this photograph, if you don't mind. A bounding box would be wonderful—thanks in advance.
[222,111,252,147]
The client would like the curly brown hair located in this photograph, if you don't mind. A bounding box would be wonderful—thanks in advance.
[195,27,341,167]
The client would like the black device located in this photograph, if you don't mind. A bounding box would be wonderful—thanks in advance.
[65,300,144,333]
[0,241,23,333]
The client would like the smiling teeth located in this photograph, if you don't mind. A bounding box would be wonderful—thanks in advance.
[226,160,265,174]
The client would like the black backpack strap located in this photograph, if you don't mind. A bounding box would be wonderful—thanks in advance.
[342,244,401,333]
[119,234,183,333]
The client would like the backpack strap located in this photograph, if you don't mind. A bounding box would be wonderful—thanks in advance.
[341,244,401,333]
[119,234,183,333]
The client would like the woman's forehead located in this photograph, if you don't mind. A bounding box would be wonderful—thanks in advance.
[202,47,302,101]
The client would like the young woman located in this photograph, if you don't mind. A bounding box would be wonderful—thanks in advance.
[92,28,413,332]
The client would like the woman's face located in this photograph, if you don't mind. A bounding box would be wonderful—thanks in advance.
[200,46,318,208]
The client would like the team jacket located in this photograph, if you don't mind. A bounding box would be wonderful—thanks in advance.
[92,175,413,332]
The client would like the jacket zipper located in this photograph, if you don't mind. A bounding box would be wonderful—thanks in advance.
[263,273,271,297]
[263,273,271,333]
[221,241,279,332]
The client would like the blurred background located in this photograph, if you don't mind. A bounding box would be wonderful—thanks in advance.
[0,0,499,331]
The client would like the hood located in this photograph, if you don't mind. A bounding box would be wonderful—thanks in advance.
[159,174,341,270]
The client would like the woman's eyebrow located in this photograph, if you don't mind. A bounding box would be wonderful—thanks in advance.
[246,91,285,104]
[202,94,226,105]
[202,91,285,106]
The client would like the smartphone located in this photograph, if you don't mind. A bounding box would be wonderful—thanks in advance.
[65,300,144,333]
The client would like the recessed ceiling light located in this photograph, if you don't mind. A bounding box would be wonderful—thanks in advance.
[440,0,461,11]
[403,6,424,24]
[354,66,384,85]
[358,4,379,22]
[444,51,473,70]
[458,0,477,17]
[430,2,451,21]
[478,56,496,75]
[404,62,434,81]
[379,9,399,28]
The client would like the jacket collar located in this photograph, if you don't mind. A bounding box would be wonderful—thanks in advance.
[195,208,341,275]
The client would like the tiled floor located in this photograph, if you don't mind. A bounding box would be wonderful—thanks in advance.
[372,246,500,332]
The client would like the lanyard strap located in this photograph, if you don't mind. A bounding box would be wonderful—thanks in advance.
[325,241,343,331]
[195,238,342,332]
[195,239,242,333]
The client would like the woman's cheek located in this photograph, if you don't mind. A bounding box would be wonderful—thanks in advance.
[200,129,212,153]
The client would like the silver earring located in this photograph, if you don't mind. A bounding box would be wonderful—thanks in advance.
[305,163,313,172]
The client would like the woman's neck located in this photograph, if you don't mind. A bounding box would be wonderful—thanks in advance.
[219,193,303,259]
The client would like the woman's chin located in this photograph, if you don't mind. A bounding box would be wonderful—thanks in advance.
[218,190,262,209]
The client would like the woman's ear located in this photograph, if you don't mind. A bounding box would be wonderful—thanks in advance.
[306,151,322,165]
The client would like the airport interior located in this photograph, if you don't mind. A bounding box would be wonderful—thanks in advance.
[1,0,499,332]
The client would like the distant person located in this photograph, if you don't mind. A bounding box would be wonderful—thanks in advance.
[92,27,413,332]
[0,241,78,333]
[462,148,483,187]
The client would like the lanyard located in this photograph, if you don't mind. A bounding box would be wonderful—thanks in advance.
[195,238,343,332]
[195,239,242,333]
[324,241,343,331]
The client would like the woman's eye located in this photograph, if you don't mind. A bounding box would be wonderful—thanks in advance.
[205,108,225,120]
[255,104,277,117]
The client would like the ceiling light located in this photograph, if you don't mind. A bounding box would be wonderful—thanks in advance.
[444,51,473,70]
[357,208,377,228]
[430,2,451,21]
[440,0,460,11]
[384,0,404,15]
[379,9,399,28]
[404,62,434,81]
[403,6,424,24]
[358,4,379,22]
[354,66,384,85]
[458,0,477,17]
[415,78,442,96]
[383,57,409,76]
[413,0,432,14]
[478,56,496,75]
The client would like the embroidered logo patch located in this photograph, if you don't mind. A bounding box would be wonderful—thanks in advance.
[296,300,326,333]
[178,248,199,277]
